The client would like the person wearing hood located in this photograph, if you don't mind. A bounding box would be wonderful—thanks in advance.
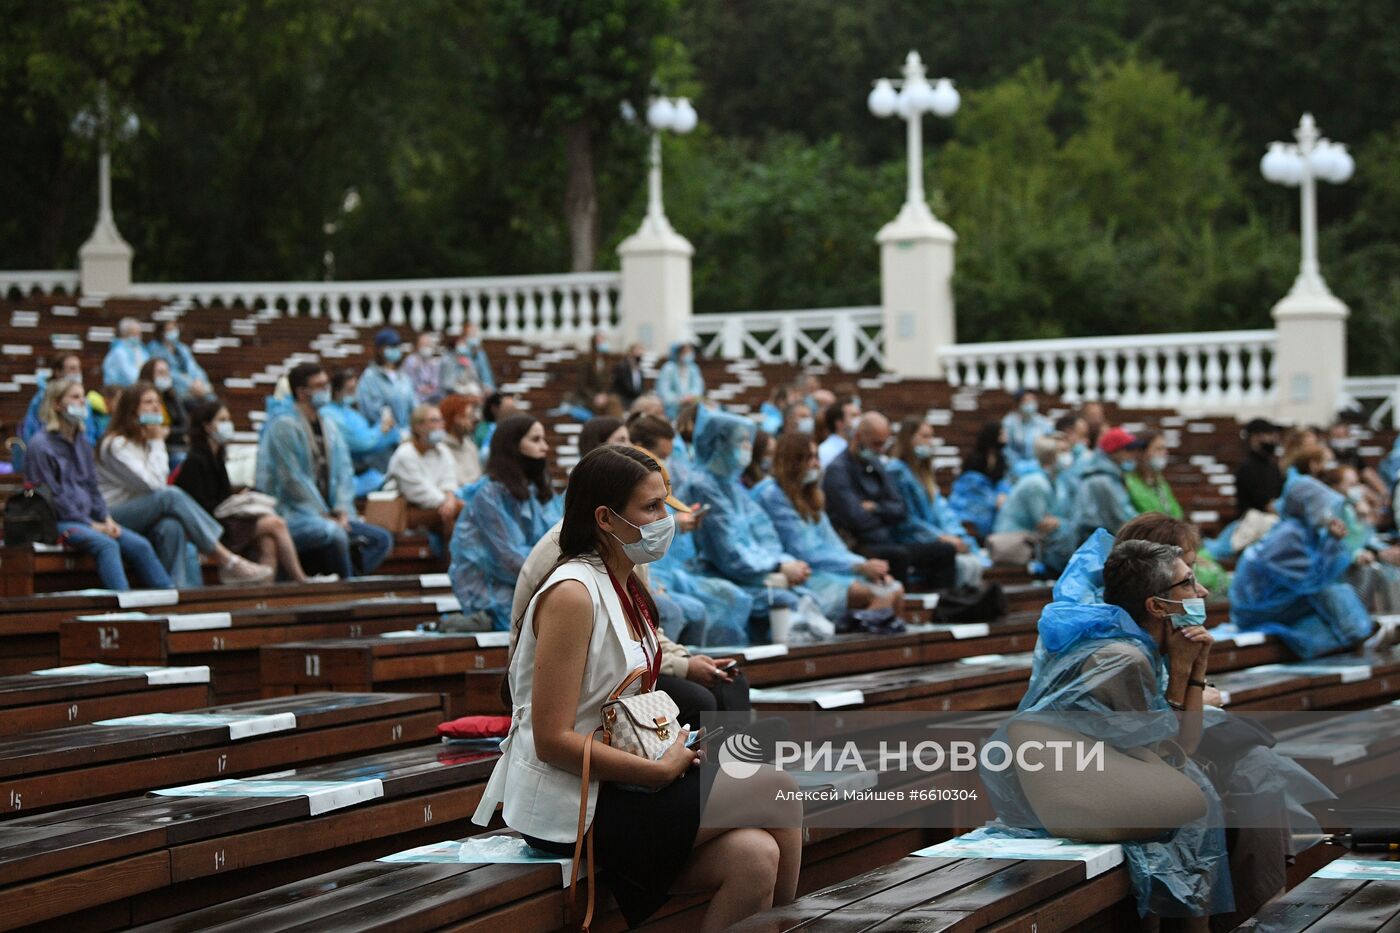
[993,432,1077,572]
[1230,474,1375,658]
[1001,389,1053,469]
[449,415,563,631]
[256,363,394,579]
[146,320,212,400]
[1068,427,1139,545]
[102,317,150,387]
[887,416,986,588]
[357,328,416,436]
[656,342,704,419]
[386,403,464,539]
[688,406,811,636]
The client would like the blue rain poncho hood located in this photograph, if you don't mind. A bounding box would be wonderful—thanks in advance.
[1040,529,1158,658]
[693,405,757,479]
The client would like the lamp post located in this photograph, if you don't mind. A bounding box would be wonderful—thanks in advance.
[617,95,697,353]
[868,52,960,378]
[323,187,361,282]
[1261,113,1355,425]
[637,96,697,237]
[74,85,139,296]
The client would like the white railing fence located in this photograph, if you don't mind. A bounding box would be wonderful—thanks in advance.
[0,271,79,298]
[1342,376,1400,428]
[939,330,1277,410]
[690,306,884,371]
[127,273,621,338]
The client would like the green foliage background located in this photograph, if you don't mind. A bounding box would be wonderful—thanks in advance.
[4,0,1400,372]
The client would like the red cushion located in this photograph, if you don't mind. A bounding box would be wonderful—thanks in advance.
[437,715,511,739]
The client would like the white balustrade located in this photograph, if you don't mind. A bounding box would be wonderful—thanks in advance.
[1342,376,1400,428]
[0,271,80,297]
[127,272,621,338]
[939,330,1276,412]
[689,306,883,371]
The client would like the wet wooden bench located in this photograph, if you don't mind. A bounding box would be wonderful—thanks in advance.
[59,594,458,703]
[1238,853,1400,931]
[0,663,211,736]
[0,691,443,816]
[0,743,498,930]
[1276,700,1400,795]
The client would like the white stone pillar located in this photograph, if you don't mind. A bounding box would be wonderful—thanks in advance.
[1271,284,1348,427]
[618,225,693,352]
[78,150,133,297]
[878,202,956,378]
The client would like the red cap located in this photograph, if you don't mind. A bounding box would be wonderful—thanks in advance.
[1098,427,1137,454]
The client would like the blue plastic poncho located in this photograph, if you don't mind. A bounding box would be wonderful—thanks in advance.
[320,399,399,475]
[101,337,149,387]
[995,467,1078,572]
[688,407,804,625]
[256,409,356,522]
[949,470,1008,538]
[1229,476,1372,659]
[649,526,753,647]
[146,338,211,398]
[1001,409,1054,468]
[356,364,416,431]
[450,477,562,631]
[656,345,704,419]
[749,476,859,620]
[886,459,978,550]
[1069,451,1138,544]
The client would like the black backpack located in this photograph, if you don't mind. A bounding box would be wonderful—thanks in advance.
[5,483,60,546]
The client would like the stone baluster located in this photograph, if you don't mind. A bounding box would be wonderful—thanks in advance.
[1059,351,1080,401]
[1120,351,1141,406]
[1224,344,1245,405]
[1101,349,1121,402]
[1161,349,1182,406]
[1182,346,1204,407]
[1203,346,1224,405]
[1081,351,1101,400]
[1040,352,1059,396]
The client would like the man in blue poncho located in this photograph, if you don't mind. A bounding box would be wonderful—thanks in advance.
[1230,474,1375,658]
[1068,426,1139,545]
[1000,389,1054,470]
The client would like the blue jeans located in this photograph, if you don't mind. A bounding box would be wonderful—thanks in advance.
[286,514,393,579]
[109,487,224,587]
[59,521,174,592]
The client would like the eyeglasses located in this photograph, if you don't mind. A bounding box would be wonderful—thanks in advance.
[1157,573,1197,596]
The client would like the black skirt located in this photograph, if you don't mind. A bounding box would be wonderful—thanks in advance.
[523,766,716,928]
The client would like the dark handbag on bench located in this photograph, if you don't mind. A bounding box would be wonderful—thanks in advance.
[4,482,60,546]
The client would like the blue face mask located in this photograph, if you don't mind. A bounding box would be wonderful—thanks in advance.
[913,444,935,461]
[1120,459,1136,473]
[859,448,881,465]
[383,346,403,364]
[138,412,163,426]
[1072,442,1087,457]
[1158,596,1207,629]
[802,467,821,486]
[733,446,753,471]
[311,389,332,408]
[427,429,448,445]
[795,416,815,435]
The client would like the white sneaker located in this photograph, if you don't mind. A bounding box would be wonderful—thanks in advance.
[306,573,340,584]
[219,556,275,585]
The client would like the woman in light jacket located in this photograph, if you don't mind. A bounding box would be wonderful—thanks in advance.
[472,444,801,931]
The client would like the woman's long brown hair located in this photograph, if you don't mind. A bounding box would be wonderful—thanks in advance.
[773,432,823,523]
[98,382,160,460]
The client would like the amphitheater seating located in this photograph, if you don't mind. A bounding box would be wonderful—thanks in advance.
[1239,853,1400,932]
[0,663,211,736]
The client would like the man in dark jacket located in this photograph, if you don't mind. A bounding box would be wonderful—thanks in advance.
[823,412,956,589]
[1234,418,1284,518]
[610,343,647,408]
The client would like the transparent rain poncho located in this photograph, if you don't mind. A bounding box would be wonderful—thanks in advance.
[449,477,563,631]
[1229,476,1373,659]
[749,476,859,621]
[255,408,357,521]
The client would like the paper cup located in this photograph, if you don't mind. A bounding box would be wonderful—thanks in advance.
[769,607,793,644]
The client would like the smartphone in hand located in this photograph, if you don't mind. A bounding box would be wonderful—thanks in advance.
[686,726,726,750]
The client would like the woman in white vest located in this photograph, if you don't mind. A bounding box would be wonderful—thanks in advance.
[473,444,801,931]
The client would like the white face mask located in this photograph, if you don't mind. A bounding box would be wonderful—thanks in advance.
[1056,451,1074,470]
[154,376,174,391]
[802,467,821,486]
[214,420,236,440]
[608,509,675,564]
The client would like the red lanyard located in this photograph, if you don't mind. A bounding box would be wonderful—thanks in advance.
[604,565,660,689]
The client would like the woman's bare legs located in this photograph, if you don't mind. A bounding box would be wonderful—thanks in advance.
[254,514,308,582]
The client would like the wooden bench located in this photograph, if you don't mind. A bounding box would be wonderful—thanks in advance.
[0,691,443,816]
[1275,700,1400,795]
[0,663,211,736]
[0,571,453,675]
[1239,853,1400,931]
[0,743,499,930]
[59,594,457,703]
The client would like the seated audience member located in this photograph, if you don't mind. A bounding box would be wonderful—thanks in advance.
[667,400,701,486]
[102,317,149,387]
[449,415,563,630]
[97,382,271,586]
[759,385,796,436]
[1320,464,1400,614]
[512,444,751,721]
[386,404,465,539]
[1234,418,1284,518]
[1052,413,1091,503]
[475,390,518,455]
[256,363,394,579]
[993,434,1076,572]
[1230,475,1375,658]
[781,400,815,436]
[472,443,800,932]
[824,412,957,590]
[146,320,212,400]
[176,400,320,582]
[357,328,416,435]
[400,332,444,403]
[23,377,173,592]
[1124,431,1182,516]
[1282,442,1332,485]
[138,357,190,458]
[741,429,772,489]
[572,332,618,419]
[817,396,860,469]
[321,368,399,481]
[656,341,704,419]
[440,328,482,394]
[887,417,986,588]
[950,421,1010,537]
[688,406,814,635]
[1080,400,1108,449]
[628,391,666,421]
[20,352,98,446]
[610,343,647,409]
[577,416,629,458]
[1001,389,1053,469]
[628,412,753,647]
[753,433,902,620]
[1068,427,1139,545]
[1327,415,1389,504]
[447,322,494,392]
[1116,512,1229,601]
[438,390,483,486]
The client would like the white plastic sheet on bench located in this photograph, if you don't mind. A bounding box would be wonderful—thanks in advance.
[379,835,574,886]
[749,687,864,709]
[153,777,384,815]
[94,711,298,740]
[116,589,179,609]
[31,662,211,684]
[419,573,451,589]
[915,835,1124,879]
[164,612,233,632]
[1314,859,1400,882]
[1254,662,1372,684]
